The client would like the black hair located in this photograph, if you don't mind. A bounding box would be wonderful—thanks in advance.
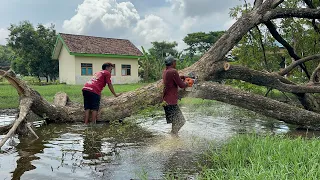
[165,62,173,66]
[102,63,113,70]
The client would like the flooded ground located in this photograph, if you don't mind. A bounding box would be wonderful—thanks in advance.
[0,101,315,180]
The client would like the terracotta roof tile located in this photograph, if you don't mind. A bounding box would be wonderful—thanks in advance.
[59,33,143,56]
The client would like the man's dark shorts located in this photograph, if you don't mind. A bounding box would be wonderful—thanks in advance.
[163,105,184,124]
[82,90,100,110]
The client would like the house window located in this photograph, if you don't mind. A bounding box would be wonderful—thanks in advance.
[111,64,116,76]
[81,63,93,76]
[121,64,131,76]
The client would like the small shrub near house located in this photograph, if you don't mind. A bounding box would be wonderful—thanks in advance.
[21,76,60,85]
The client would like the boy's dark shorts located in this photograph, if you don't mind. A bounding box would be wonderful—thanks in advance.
[163,105,184,124]
[82,90,100,110]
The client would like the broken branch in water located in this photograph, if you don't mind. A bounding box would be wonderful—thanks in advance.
[0,98,33,149]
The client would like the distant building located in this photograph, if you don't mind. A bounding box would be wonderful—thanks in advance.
[52,33,143,85]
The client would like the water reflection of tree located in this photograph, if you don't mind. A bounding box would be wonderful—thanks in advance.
[11,136,44,179]
[83,129,103,160]
[9,122,155,179]
[81,123,156,179]
[11,124,65,179]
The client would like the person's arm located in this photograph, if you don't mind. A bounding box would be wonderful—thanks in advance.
[105,71,120,97]
[173,71,188,88]
[108,83,119,97]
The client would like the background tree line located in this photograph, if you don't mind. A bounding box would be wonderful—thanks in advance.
[0,21,58,82]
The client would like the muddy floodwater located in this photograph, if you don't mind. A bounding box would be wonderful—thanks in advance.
[0,101,316,180]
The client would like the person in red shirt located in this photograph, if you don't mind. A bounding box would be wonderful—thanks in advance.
[162,56,189,135]
[82,62,120,124]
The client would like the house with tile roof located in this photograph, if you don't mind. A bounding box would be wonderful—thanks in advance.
[52,33,143,85]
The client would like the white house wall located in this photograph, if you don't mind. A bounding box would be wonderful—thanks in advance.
[58,47,75,84]
[74,56,140,85]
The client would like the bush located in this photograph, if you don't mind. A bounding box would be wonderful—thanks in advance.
[21,76,60,85]
[21,76,39,85]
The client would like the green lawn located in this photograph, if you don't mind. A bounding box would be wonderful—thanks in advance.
[0,83,147,109]
[198,134,320,180]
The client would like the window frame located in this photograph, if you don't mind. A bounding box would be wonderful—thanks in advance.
[121,64,131,76]
[81,63,93,76]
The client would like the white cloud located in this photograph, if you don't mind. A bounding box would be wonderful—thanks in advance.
[61,0,245,51]
[62,0,140,34]
[133,14,170,44]
[0,28,9,45]
[166,0,184,15]
[180,16,197,33]
[101,1,140,29]
[167,0,243,18]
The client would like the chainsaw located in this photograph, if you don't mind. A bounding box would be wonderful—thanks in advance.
[184,72,197,92]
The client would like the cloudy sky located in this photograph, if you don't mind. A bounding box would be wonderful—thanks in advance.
[0,0,251,50]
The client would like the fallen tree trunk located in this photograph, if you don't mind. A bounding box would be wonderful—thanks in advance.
[215,65,320,112]
[192,82,320,129]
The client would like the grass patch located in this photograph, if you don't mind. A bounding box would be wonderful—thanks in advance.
[0,84,19,109]
[180,97,217,106]
[0,83,147,109]
[199,134,320,180]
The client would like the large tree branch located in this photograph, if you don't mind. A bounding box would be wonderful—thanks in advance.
[189,1,320,80]
[303,0,320,34]
[192,82,320,129]
[271,0,284,8]
[264,21,310,78]
[254,0,263,9]
[0,70,83,123]
[278,54,320,76]
[185,0,278,80]
[310,64,320,84]
[264,21,300,60]
[0,98,33,149]
[268,8,320,19]
[216,65,320,93]
[215,64,319,111]
[206,64,306,111]
[0,70,25,95]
